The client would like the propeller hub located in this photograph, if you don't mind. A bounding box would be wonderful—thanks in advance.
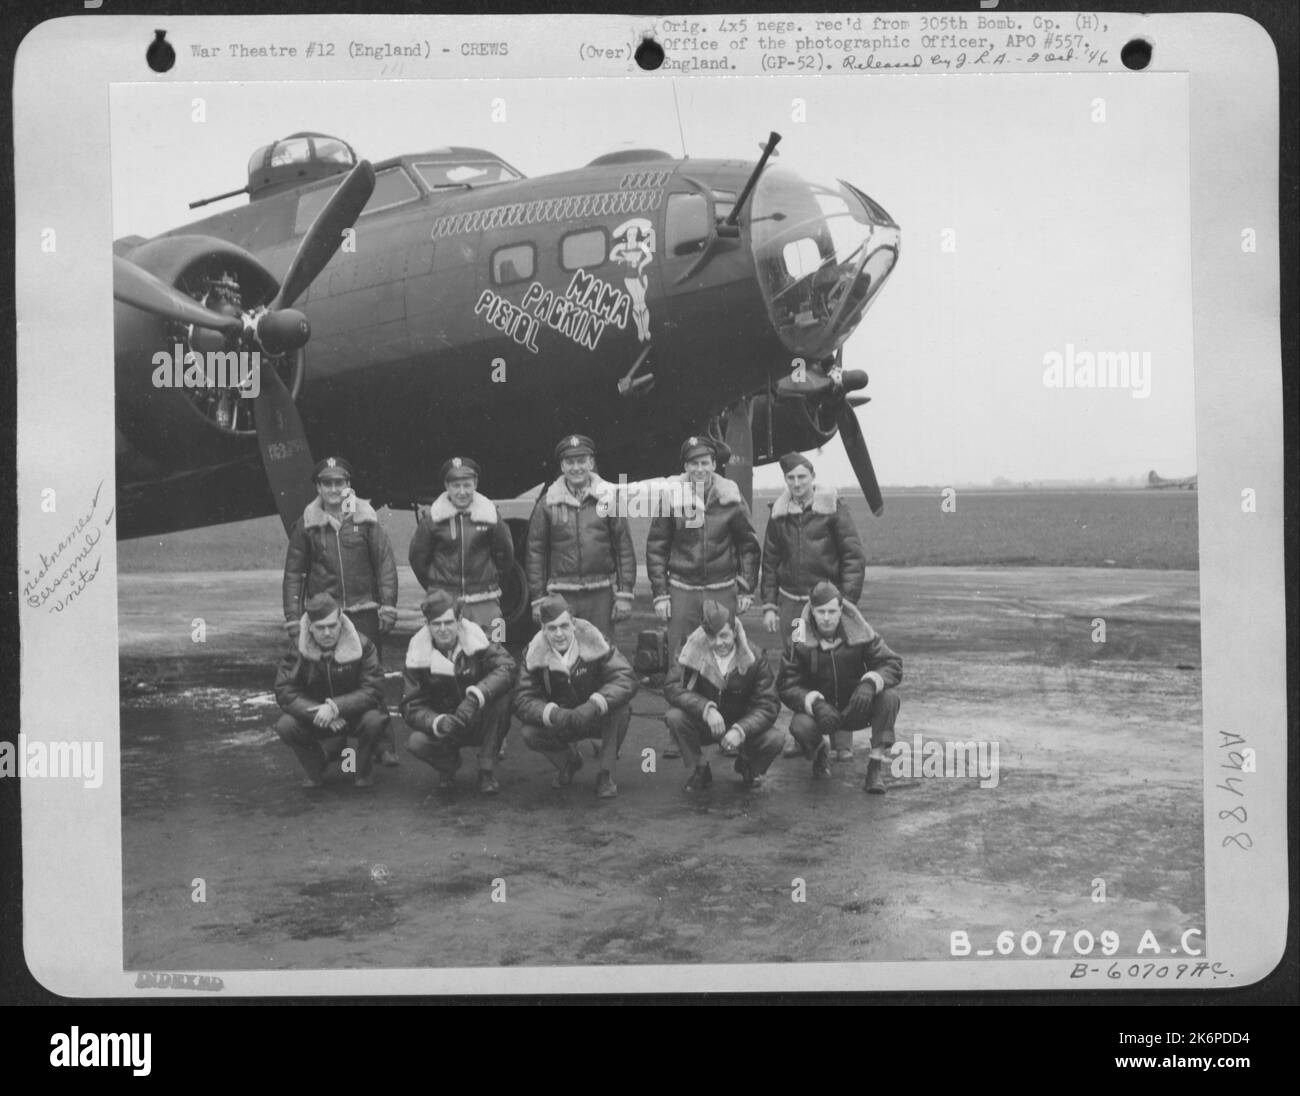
[256,309,310,355]
[840,368,869,394]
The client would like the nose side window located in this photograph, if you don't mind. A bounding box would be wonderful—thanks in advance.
[491,243,535,285]
[665,193,709,257]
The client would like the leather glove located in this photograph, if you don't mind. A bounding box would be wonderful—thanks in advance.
[843,680,877,727]
[283,618,301,640]
[571,701,602,731]
[811,699,842,737]
[612,598,632,623]
[454,695,481,724]
[436,713,465,739]
[549,706,580,732]
[378,606,398,634]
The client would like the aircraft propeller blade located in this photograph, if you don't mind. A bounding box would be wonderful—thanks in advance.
[722,397,755,512]
[835,400,884,516]
[252,358,318,534]
[270,160,376,310]
[113,255,244,337]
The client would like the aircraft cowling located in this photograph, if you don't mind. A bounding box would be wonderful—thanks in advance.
[750,391,839,464]
[115,235,297,467]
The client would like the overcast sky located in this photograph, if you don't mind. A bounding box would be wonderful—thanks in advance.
[111,74,1196,487]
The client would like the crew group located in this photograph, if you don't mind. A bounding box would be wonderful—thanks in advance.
[275,434,903,798]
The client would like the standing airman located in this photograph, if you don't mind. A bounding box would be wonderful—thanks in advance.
[525,434,637,640]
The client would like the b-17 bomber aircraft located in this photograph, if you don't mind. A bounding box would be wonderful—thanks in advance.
[113,129,901,624]
[1146,469,1197,490]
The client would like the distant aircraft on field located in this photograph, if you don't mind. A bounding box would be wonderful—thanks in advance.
[1147,469,1197,490]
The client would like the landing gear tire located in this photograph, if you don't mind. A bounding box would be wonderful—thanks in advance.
[501,518,536,650]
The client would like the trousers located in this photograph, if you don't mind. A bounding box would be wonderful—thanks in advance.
[275,709,389,780]
[662,706,784,775]
[520,705,630,771]
[788,688,900,755]
[666,582,738,660]
[406,694,511,774]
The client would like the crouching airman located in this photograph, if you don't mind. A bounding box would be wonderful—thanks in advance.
[513,596,638,798]
[273,593,390,789]
[400,590,517,794]
[777,582,903,794]
[662,599,783,791]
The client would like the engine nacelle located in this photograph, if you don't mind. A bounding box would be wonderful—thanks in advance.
[115,235,296,466]
[751,391,839,465]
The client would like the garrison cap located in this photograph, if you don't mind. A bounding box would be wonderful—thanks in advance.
[555,434,596,462]
[420,589,459,621]
[537,594,572,625]
[439,456,481,483]
[809,581,842,608]
[313,456,354,481]
[304,592,341,620]
[700,599,736,636]
[779,452,815,476]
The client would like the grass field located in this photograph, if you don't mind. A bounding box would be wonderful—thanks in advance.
[118,487,1200,573]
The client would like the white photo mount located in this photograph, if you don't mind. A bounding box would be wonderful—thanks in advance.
[11,11,1285,996]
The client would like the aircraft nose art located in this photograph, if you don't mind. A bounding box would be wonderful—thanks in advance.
[749,165,899,361]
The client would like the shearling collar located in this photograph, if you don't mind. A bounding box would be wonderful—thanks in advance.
[678,618,757,690]
[523,617,609,671]
[544,473,615,508]
[675,472,742,507]
[770,486,837,518]
[428,492,498,525]
[302,495,379,529]
[404,618,490,674]
[795,600,875,650]
[297,612,364,663]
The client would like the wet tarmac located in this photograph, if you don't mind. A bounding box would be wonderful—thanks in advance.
[119,566,1204,970]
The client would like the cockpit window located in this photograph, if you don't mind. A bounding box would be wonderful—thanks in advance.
[270,137,312,168]
[312,137,356,165]
[414,160,522,189]
[293,167,419,235]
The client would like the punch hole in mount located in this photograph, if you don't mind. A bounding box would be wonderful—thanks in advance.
[635,37,665,71]
[1120,38,1153,71]
[146,30,175,74]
